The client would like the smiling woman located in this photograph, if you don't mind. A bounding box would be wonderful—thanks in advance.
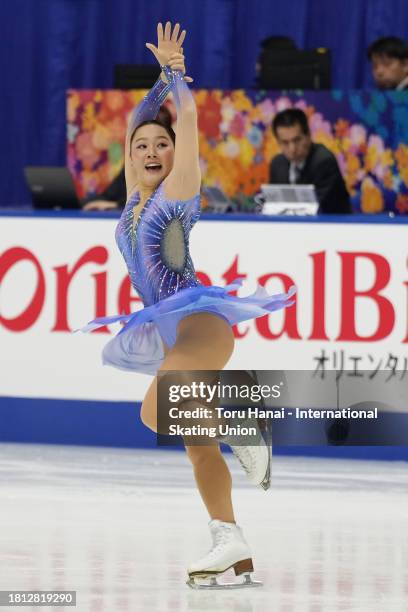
[128,120,176,198]
[77,20,296,590]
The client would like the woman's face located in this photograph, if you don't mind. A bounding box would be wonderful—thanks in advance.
[130,124,175,189]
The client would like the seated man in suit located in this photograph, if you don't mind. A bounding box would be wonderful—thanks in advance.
[367,36,408,90]
[269,108,351,214]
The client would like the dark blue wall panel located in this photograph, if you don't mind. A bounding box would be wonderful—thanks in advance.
[1,0,407,207]
[0,396,407,461]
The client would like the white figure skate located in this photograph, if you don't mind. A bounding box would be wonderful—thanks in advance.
[187,519,262,589]
[219,414,272,490]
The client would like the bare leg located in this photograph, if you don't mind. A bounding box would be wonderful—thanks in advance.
[184,444,235,523]
[140,313,235,523]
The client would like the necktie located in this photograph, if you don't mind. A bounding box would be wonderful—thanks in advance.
[290,163,302,184]
[294,165,302,184]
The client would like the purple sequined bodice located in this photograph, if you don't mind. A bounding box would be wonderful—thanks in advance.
[115,182,201,306]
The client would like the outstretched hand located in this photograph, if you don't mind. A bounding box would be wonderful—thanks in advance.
[146,22,193,82]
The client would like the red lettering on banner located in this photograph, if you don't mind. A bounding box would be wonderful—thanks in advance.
[255,273,300,340]
[52,246,109,333]
[336,252,395,341]
[402,273,408,343]
[0,247,45,331]
[2,241,405,346]
[118,276,142,317]
[222,256,248,339]
[196,271,212,286]
[308,251,329,340]
[92,268,108,333]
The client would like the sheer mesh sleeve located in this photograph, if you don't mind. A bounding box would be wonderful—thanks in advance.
[160,66,195,114]
[157,65,199,196]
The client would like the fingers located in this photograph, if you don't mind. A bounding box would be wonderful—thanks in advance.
[157,21,186,47]
[168,63,185,72]
[167,51,192,79]
[168,63,194,81]
[145,43,159,60]
[178,29,186,48]
[168,61,184,69]
[164,21,171,40]
[171,23,180,42]
[168,52,184,61]
[157,22,163,42]
[168,51,185,73]
[82,202,96,211]
[83,201,117,211]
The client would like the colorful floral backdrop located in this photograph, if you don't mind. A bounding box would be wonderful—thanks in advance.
[67,89,408,214]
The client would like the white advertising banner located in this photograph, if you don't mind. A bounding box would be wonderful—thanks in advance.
[1,215,407,401]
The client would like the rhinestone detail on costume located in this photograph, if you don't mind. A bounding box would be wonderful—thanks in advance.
[115,183,201,306]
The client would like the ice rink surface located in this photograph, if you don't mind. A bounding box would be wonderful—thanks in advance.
[0,443,407,612]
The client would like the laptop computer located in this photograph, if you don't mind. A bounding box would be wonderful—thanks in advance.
[24,167,81,210]
[258,184,319,216]
[202,186,237,213]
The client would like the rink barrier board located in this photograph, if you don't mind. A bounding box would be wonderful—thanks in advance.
[1,210,407,224]
[0,396,406,461]
[2,210,408,458]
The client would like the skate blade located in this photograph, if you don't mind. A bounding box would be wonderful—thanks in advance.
[187,572,263,590]
[260,463,270,490]
[260,419,272,491]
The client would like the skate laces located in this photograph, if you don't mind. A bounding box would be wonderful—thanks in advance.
[208,524,233,555]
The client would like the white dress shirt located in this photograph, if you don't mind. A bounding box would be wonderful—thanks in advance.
[396,75,408,90]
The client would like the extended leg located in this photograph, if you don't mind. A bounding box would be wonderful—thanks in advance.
[138,313,262,588]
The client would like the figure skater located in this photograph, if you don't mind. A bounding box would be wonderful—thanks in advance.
[78,22,296,589]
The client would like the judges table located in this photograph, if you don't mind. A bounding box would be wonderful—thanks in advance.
[68,89,408,216]
[0,209,407,458]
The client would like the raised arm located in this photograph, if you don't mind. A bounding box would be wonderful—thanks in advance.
[161,63,201,200]
[124,77,171,197]
[146,22,201,201]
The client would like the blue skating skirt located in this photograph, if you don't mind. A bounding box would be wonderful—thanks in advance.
[76,278,296,376]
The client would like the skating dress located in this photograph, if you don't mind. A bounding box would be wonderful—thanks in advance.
[78,67,296,375]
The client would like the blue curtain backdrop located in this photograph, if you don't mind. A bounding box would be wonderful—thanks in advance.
[1,0,408,207]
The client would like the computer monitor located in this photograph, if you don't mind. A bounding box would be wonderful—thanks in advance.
[114,64,162,89]
[24,167,81,210]
[202,186,237,213]
[258,48,331,90]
